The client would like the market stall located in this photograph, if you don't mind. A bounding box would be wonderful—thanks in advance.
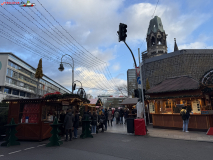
[3,94,89,141]
[119,98,139,118]
[146,76,213,131]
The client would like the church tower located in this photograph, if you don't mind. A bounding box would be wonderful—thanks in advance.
[145,16,167,59]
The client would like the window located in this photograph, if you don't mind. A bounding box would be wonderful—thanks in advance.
[12,89,19,95]
[26,93,31,98]
[4,87,11,94]
[20,91,25,97]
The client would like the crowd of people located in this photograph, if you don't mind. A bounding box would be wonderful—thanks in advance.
[59,107,137,141]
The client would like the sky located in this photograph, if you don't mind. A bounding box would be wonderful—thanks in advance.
[0,0,213,98]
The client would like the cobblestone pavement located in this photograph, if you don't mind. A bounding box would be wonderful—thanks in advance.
[106,118,213,142]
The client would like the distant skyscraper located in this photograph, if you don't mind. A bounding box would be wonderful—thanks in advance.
[127,69,136,97]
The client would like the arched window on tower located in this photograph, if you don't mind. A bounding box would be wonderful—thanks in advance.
[151,36,155,46]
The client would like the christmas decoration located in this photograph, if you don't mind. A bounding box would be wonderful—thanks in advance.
[96,98,102,106]
[35,59,44,97]
[46,118,63,147]
[1,118,20,147]
[146,78,150,90]
[80,116,93,139]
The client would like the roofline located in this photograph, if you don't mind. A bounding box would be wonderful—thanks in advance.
[0,52,71,93]
[143,49,213,64]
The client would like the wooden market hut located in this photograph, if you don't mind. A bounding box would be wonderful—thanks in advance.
[2,95,89,141]
[84,98,103,113]
[146,76,213,131]
[119,98,138,118]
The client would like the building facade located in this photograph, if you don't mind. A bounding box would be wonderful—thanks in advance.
[0,52,71,101]
[127,69,136,96]
[140,16,213,90]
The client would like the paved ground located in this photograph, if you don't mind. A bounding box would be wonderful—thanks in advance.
[106,118,213,142]
[0,131,213,160]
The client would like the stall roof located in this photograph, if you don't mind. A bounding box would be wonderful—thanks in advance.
[146,76,199,94]
[2,95,90,103]
[88,99,98,105]
[119,98,139,105]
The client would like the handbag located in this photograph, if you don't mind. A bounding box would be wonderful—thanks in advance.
[100,119,104,123]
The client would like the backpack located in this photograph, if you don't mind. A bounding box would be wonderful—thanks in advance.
[115,111,119,118]
[108,110,112,116]
[180,109,187,120]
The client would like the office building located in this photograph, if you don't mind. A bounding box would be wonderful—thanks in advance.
[0,52,71,101]
[127,69,136,97]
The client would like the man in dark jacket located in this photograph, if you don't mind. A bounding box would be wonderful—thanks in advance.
[73,110,79,139]
[180,106,190,132]
[100,112,106,132]
[119,108,124,124]
[104,109,108,131]
[64,109,74,141]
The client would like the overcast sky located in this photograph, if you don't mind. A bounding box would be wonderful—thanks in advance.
[0,0,213,98]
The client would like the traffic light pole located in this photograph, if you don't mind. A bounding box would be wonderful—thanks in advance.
[124,41,138,89]
[138,48,147,133]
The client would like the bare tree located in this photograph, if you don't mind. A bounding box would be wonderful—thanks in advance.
[116,81,136,97]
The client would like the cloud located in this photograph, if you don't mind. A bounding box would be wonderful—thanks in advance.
[0,0,212,98]
[112,63,120,71]
[179,42,213,49]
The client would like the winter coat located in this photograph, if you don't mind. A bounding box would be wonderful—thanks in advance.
[114,111,119,118]
[59,113,66,123]
[124,110,129,119]
[108,110,113,120]
[91,115,97,126]
[64,112,74,130]
[119,109,124,117]
[104,111,108,121]
[73,114,79,128]
[100,115,106,124]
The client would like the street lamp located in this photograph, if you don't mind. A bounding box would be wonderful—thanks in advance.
[58,54,74,93]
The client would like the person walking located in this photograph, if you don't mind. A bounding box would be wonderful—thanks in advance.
[73,110,79,139]
[180,106,190,132]
[119,108,124,124]
[91,111,97,134]
[104,108,108,131]
[124,108,129,124]
[108,108,113,126]
[99,112,106,132]
[112,108,115,120]
[64,109,74,141]
[114,109,120,124]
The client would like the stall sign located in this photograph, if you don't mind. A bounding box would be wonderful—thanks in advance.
[149,102,155,113]
[62,101,69,106]
[192,100,201,114]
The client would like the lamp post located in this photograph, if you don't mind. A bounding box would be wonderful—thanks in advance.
[58,54,74,94]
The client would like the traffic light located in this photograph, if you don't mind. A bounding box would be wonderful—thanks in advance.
[134,89,139,98]
[72,83,76,91]
[134,89,146,102]
[118,23,127,42]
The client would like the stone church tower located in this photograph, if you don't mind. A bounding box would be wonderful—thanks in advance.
[145,16,168,59]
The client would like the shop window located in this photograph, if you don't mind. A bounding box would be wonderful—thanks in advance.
[4,87,11,94]
[20,91,25,97]
[12,89,19,95]
[41,105,59,122]
[19,104,40,124]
